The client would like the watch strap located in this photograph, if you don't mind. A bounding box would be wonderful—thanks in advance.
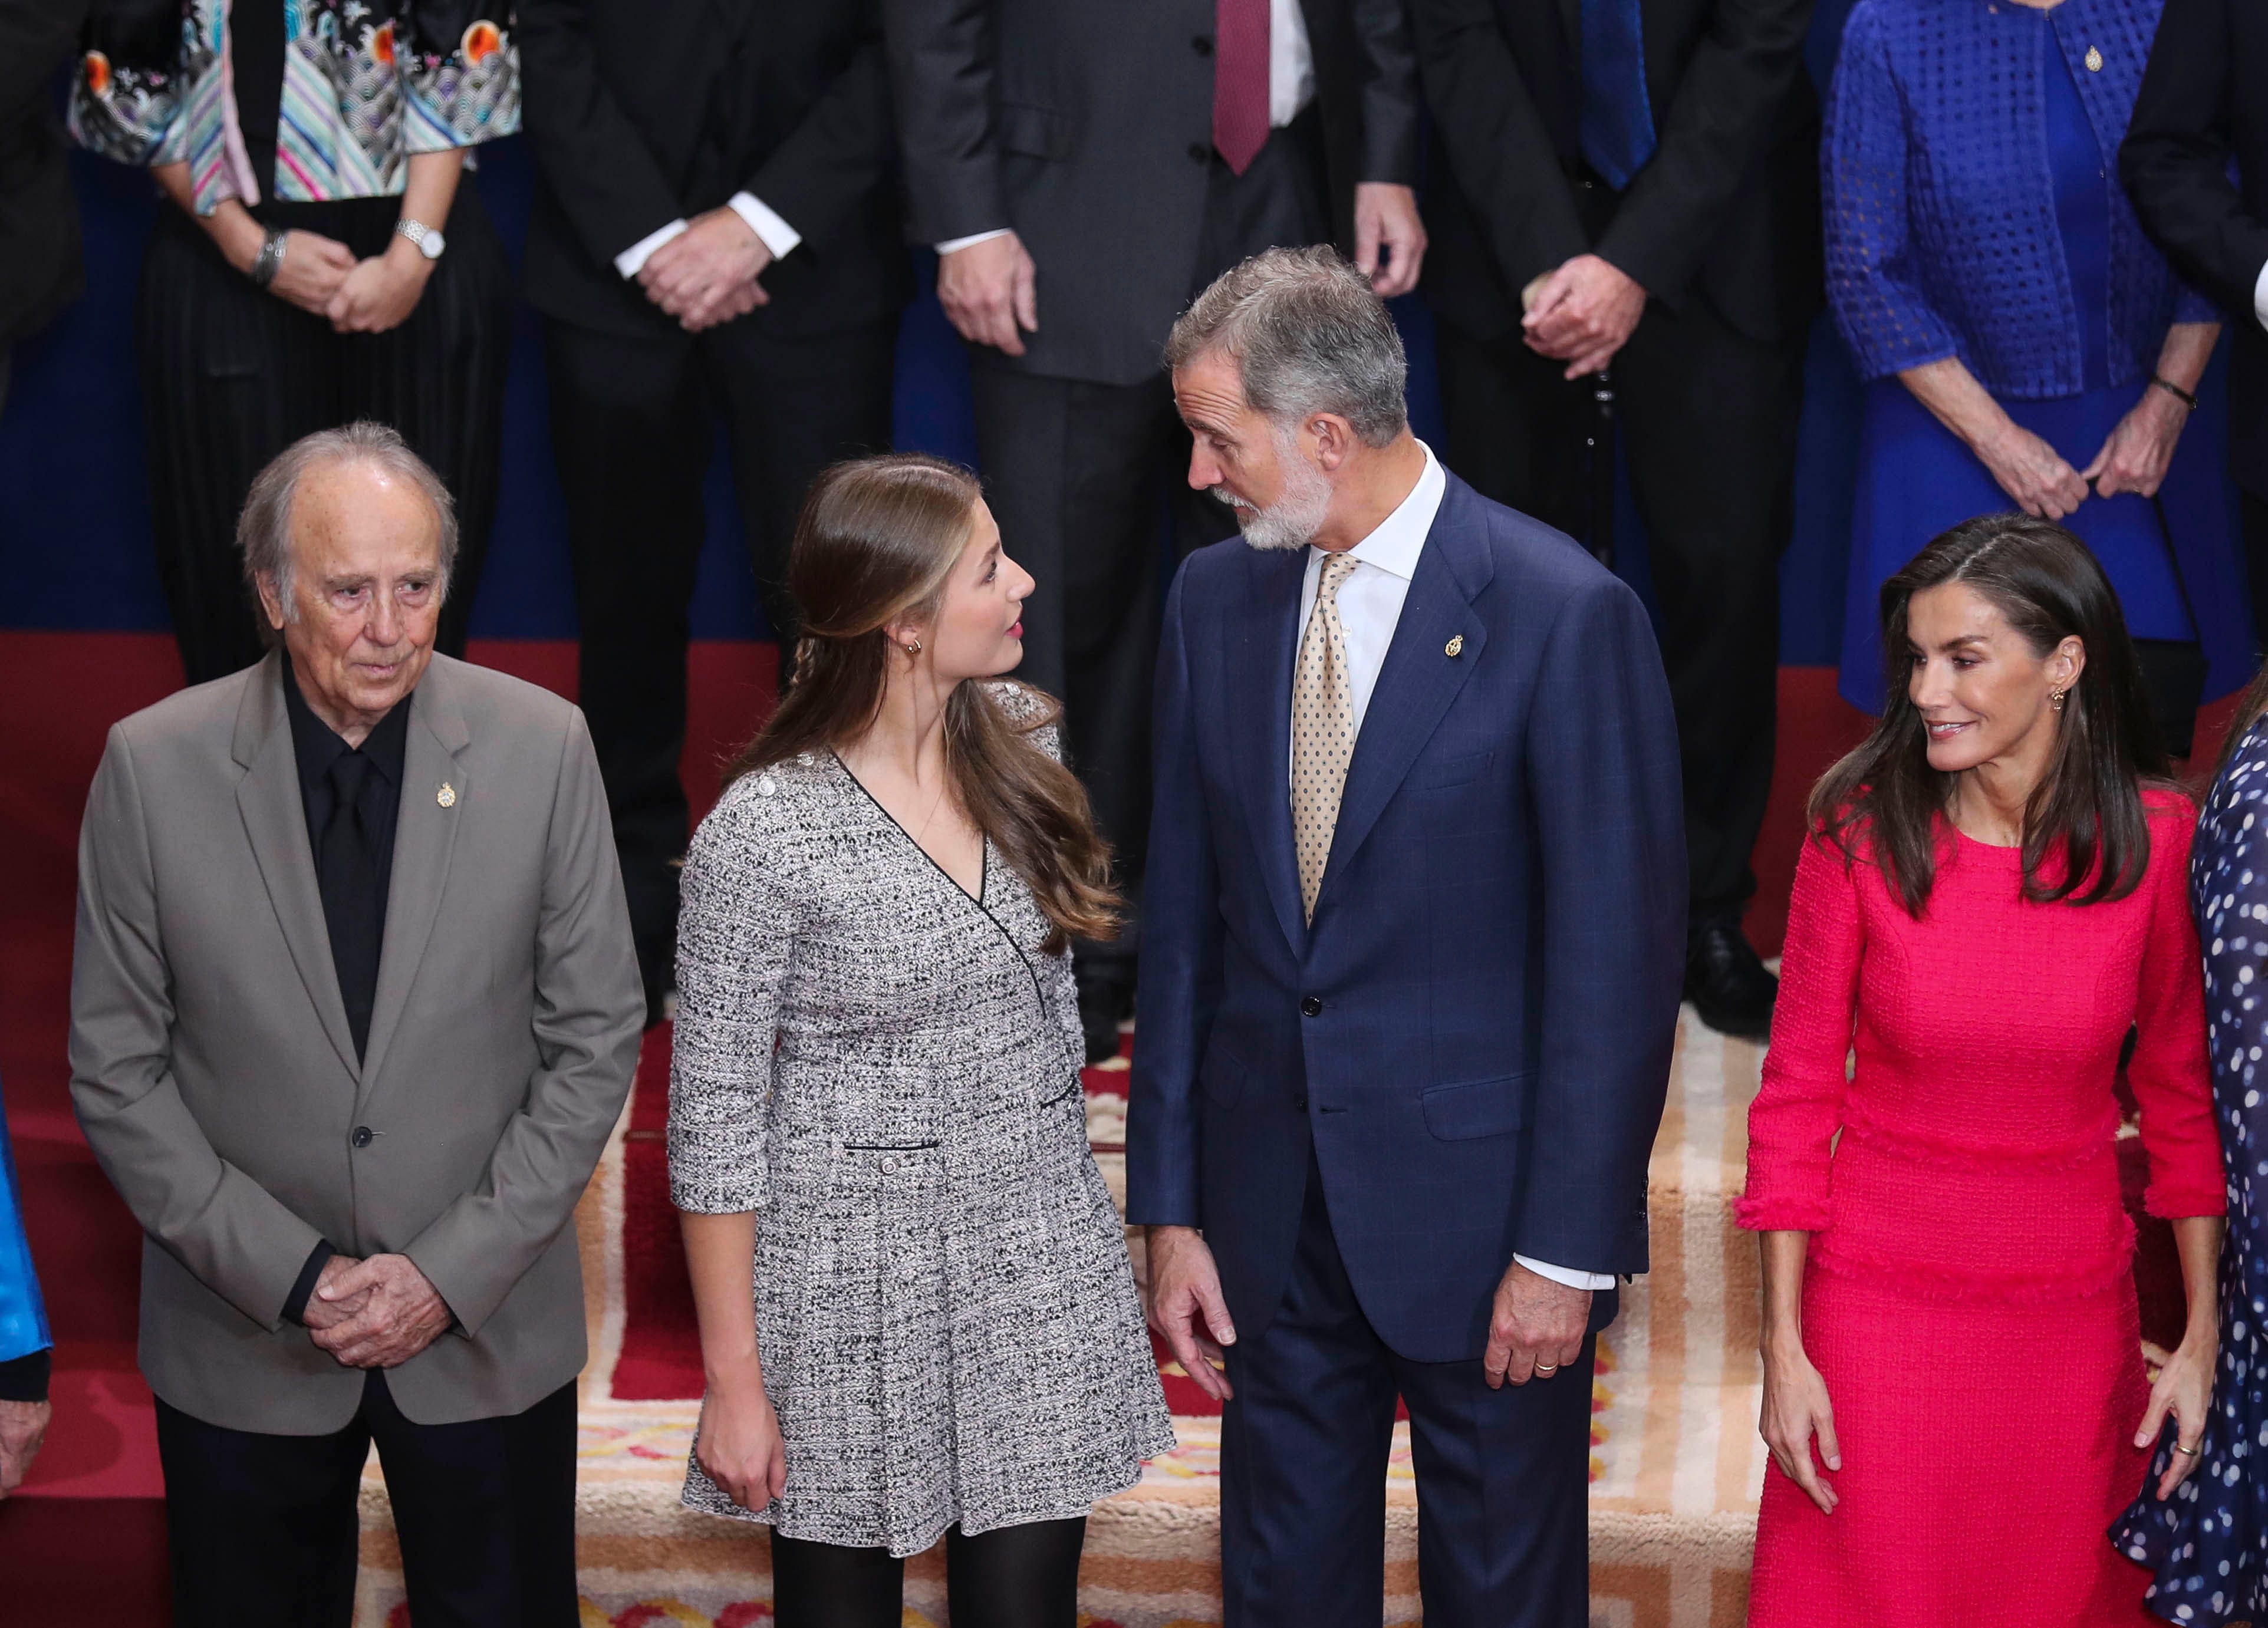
[394,217,441,257]
[250,226,287,291]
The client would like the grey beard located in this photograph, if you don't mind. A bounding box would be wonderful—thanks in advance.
[1217,444,1333,552]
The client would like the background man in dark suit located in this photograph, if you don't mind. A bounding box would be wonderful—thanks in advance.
[0,0,85,413]
[1411,0,1820,1039]
[2123,0,2268,651]
[885,0,1427,1059]
[519,0,910,1020]
[1131,248,1683,1627]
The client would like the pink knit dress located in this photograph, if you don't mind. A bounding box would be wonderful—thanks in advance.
[1740,797,2224,1626]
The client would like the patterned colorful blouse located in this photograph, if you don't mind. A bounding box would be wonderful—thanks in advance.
[70,0,519,216]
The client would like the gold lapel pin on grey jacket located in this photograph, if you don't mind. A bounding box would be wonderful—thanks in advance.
[1445,635,1464,658]
[437,782,457,808]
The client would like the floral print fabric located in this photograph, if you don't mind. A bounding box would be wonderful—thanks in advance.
[70,0,519,215]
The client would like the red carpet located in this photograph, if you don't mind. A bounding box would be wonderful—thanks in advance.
[0,632,2223,1614]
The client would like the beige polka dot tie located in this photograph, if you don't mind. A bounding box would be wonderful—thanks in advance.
[1293,552,1360,923]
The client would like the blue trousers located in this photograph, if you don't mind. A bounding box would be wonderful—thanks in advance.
[1219,1156,1595,1628]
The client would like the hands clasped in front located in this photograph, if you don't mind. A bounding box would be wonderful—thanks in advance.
[254,230,437,336]
[1975,387,2191,523]
[1520,253,1648,380]
[640,207,775,333]
[302,1252,452,1369]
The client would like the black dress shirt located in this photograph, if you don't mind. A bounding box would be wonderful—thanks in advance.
[278,656,413,1323]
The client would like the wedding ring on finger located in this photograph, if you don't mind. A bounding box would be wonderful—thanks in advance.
[1533,1362,1559,1374]
[2174,1442,2201,1458]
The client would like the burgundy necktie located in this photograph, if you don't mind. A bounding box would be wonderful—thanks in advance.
[1213,0,1271,176]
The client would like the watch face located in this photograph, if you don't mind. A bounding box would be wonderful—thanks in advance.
[419,229,446,259]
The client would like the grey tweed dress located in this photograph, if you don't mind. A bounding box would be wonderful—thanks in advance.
[667,686,1176,1555]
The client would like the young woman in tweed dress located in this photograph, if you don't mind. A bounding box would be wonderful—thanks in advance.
[667,454,1174,1626]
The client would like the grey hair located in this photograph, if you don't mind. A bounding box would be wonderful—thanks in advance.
[237,421,459,622]
[1163,245,1408,447]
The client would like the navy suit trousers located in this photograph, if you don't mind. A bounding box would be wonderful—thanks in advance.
[1220,1155,1595,1628]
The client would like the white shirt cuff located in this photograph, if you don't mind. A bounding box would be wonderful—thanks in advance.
[2253,258,2268,334]
[1513,1255,1616,1292]
[727,192,801,262]
[615,218,689,279]
[936,228,1013,256]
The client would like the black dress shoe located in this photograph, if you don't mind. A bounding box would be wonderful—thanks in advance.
[1684,920,1777,1042]
[1076,970,1133,1065]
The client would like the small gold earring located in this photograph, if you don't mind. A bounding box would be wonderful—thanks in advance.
[902,639,922,657]
[2049,688,2067,711]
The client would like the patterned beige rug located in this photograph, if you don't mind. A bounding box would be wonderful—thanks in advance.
[352,1010,1770,1628]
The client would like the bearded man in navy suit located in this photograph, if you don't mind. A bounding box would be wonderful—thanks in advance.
[1127,246,1684,1627]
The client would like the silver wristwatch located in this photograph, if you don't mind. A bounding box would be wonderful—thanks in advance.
[394,217,447,261]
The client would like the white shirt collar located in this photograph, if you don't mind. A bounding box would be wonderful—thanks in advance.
[1308,440,1444,583]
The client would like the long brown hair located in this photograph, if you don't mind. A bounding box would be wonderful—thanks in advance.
[1809,513,2174,916]
[2211,664,2268,787]
[725,454,1119,953]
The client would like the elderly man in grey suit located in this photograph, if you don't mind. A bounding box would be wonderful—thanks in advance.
[69,423,643,1628]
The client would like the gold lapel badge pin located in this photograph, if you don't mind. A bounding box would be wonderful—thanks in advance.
[1444,635,1464,658]
[437,782,458,809]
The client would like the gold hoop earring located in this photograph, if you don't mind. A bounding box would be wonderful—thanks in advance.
[2049,688,2067,711]
[902,639,922,658]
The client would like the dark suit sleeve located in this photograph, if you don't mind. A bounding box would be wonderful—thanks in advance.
[1410,0,1590,292]
[1594,0,1815,304]
[882,0,1008,245]
[1350,0,1423,185]
[403,710,644,1337]
[68,729,328,1332]
[1516,575,1684,1273]
[0,1351,48,1403]
[0,0,86,118]
[2121,0,2268,319]
[515,0,685,271]
[740,8,899,253]
[1126,562,1226,1230]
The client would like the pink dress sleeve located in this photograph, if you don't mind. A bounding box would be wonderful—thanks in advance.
[1739,833,1866,1232]
[2129,808,2226,1220]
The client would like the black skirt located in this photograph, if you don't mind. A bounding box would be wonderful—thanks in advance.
[135,181,513,684]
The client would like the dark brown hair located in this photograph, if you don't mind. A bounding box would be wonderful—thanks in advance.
[725,454,1119,952]
[1809,513,2175,915]
[2211,663,2268,787]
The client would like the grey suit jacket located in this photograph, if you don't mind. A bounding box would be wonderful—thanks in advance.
[69,652,643,1434]
[885,0,1422,386]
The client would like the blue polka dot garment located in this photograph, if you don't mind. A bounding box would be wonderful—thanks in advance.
[2113,714,2268,1623]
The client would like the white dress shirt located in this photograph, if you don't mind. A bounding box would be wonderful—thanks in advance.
[614,193,804,281]
[936,0,1317,257]
[1289,441,1615,1296]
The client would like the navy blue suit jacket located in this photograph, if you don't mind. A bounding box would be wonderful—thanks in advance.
[1127,472,1686,1363]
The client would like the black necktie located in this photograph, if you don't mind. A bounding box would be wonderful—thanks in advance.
[318,753,381,1060]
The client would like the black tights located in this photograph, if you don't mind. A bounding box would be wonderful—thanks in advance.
[770,1517,1086,1628]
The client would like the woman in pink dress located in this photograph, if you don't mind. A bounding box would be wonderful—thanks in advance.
[1742,514,2226,1624]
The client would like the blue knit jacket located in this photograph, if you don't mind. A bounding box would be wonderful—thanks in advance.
[1825,0,2215,398]
[0,1079,50,1381]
